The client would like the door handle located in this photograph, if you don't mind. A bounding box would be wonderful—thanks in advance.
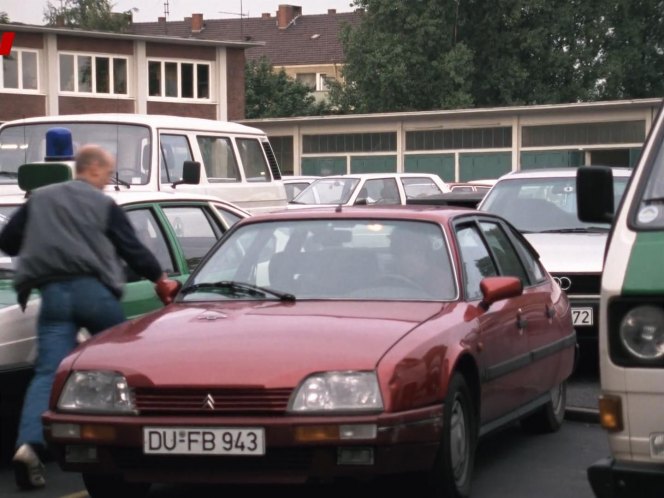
[517,309,527,331]
[546,305,556,319]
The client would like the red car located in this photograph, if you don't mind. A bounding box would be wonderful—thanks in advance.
[43,206,575,498]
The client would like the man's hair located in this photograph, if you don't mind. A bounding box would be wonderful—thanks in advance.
[75,145,111,174]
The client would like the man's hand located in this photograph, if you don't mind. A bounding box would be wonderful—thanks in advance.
[155,276,182,305]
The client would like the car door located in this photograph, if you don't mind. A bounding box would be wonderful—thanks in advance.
[122,201,232,318]
[454,218,531,425]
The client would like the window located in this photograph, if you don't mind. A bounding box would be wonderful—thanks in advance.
[318,74,335,91]
[296,73,316,90]
[237,138,271,182]
[148,60,211,100]
[125,209,175,276]
[58,53,128,95]
[456,224,498,300]
[197,136,240,182]
[303,133,397,153]
[1,49,39,91]
[406,127,512,151]
[402,177,444,198]
[160,134,193,184]
[479,221,529,284]
[162,206,219,271]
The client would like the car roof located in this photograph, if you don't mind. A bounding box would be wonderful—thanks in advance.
[0,113,265,136]
[497,167,633,180]
[248,204,492,225]
[316,173,445,180]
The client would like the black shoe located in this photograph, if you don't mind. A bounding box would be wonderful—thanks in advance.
[12,443,46,490]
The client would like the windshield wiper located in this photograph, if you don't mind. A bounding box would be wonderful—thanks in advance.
[0,172,18,178]
[536,227,608,233]
[643,196,664,204]
[180,281,296,301]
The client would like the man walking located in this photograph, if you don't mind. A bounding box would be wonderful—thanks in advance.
[0,144,179,490]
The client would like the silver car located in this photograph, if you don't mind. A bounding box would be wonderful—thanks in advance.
[478,167,632,365]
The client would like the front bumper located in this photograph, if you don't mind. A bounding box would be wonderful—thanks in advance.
[588,457,664,498]
[43,404,443,484]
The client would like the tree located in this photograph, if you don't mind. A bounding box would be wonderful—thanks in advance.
[332,0,474,113]
[245,57,329,118]
[597,0,664,100]
[0,12,9,23]
[44,0,133,32]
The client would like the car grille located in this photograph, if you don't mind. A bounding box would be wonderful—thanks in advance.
[134,387,293,416]
[550,273,601,295]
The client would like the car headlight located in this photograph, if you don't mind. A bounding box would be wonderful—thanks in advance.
[288,371,383,413]
[619,305,664,360]
[57,371,136,414]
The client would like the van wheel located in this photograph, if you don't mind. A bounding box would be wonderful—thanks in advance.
[521,381,566,434]
[427,373,477,498]
[82,473,150,498]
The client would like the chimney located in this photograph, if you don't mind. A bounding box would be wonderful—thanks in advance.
[328,9,336,14]
[191,13,204,33]
[261,13,271,19]
[277,5,302,29]
[158,16,166,24]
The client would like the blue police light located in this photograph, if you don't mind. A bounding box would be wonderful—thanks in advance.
[45,127,74,161]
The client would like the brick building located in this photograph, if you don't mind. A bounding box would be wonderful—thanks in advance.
[0,23,260,123]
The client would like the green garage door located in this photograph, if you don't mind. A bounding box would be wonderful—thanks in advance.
[459,152,511,181]
[520,150,584,169]
[404,154,455,182]
[350,155,397,174]
[301,157,347,176]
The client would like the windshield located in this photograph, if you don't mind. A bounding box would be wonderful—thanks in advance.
[292,178,360,205]
[636,136,664,227]
[0,123,151,185]
[0,204,20,275]
[185,218,456,301]
[481,174,629,233]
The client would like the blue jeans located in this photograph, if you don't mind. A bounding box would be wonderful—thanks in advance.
[16,277,126,448]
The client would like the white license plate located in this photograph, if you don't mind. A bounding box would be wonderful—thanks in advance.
[572,307,593,326]
[143,427,265,455]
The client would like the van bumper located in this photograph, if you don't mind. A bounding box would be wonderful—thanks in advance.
[588,457,664,498]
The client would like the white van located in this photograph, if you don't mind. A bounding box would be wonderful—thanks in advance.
[578,102,664,496]
[0,113,287,213]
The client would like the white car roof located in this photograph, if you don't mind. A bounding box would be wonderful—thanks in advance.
[497,167,633,180]
[320,173,446,180]
[0,113,265,136]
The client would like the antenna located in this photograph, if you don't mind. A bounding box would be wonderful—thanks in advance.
[163,0,170,20]
[219,0,248,39]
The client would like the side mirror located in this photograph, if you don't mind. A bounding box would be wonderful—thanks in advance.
[479,276,523,310]
[18,162,73,194]
[172,161,201,188]
[577,166,614,223]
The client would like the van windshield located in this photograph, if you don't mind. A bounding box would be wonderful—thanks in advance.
[0,123,151,185]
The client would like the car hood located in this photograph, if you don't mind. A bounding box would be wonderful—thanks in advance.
[70,300,448,387]
[524,232,607,273]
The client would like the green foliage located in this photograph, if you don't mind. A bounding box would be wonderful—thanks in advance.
[0,12,9,23]
[334,0,662,112]
[44,0,133,32]
[245,57,330,118]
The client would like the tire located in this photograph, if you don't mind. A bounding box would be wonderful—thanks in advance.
[83,473,151,498]
[521,381,567,434]
[427,373,477,498]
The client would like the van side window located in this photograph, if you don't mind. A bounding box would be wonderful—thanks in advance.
[160,134,193,184]
[237,138,270,182]
[197,136,240,182]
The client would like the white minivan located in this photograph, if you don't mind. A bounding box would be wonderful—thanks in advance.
[578,101,664,497]
[0,113,287,213]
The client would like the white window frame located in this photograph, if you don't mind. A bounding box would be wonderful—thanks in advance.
[147,59,212,102]
[0,48,40,93]
[58,51,130,97]
[317,73,335,92]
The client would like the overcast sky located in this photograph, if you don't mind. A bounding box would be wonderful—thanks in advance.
[4,1,358,25]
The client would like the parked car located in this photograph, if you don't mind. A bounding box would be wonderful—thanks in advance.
[0,113,287,213]
[289,173,451,207]
[478,167,632,365]
[0,170,250,463]
[281,175,319,201]
[447,182,493,193]
[43,205,575,498]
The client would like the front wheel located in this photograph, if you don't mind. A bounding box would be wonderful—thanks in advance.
[83,473,151,498]
[521,381,567,434]
[427,373,477,498]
